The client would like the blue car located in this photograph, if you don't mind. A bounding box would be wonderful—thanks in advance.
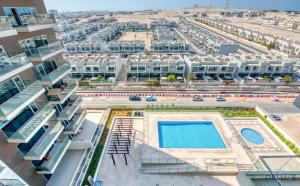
[145,96,157,102]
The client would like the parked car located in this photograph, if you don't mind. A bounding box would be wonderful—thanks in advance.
[129,96,141,101]
[193,95,204,101]
[270,114,281,121]
[216,96,226,102]
[145,96,157,102]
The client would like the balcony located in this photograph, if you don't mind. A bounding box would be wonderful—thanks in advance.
[64,109,86,134]
[0,53,33,83]
[24,122,63,160]
[40,63,71,86]
[7,104,55,143]
[47,80,77,104]
[0,81,45,121]
[36,137,71,174]
[0,16,17,38]
[28,41,64,62]
[10,14,56,32]
[57,96,82,121]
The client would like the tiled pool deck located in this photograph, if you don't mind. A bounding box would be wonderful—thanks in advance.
[96,112,293,186]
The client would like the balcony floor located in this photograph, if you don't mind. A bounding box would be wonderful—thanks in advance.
[0,133,47,186]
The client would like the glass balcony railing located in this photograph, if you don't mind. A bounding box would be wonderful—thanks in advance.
[24,122,63,160]
[0,179,26,186]
[40,63,71,85]
[10,14,55,27]
[7,104,55,143]
[0,53,31,76]
[36,137,71,174]
[0,81,44,120]
[30,41,64,59]
[0,16,16,32]
[47,80,77,102]
[64,109,86,134]
[58,96,82,120]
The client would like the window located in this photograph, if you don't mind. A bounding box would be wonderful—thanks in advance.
[177,66,184,71]
[138,66,146,71]
[93,67,99,72]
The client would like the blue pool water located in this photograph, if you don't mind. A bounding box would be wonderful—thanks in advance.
[241,128,264,145]
[158,121,226,148]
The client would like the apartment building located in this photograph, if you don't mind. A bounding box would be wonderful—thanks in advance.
[125,54,187,83]
[0,1,90,185]
[0,160,29,185]
[66,54,124,83]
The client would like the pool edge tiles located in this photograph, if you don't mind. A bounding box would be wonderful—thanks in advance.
[157,121,226,149]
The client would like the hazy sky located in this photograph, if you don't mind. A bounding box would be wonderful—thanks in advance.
[44,0,300,11]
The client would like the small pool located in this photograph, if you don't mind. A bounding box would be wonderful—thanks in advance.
[158,121,226,148]
[241,128,264,145]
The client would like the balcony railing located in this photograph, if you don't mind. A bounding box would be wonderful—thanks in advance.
[7,104,55,143]
[64,109,86,134]
[24,121,63,160]
[36,137,71,174]
[29,41,64,61]
[47,80,77,103]
[0,53,32,78]
[0,81,45,121]
[38,40,63,57]
[10,14,55,27]
[58,96,82,120]
[0,16,15,32]
[0,179,26,186]
[40,63,71,85]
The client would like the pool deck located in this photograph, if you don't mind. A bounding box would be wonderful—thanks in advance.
[96,112,293,186]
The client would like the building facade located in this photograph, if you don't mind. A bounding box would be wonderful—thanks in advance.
[0,1,88,185]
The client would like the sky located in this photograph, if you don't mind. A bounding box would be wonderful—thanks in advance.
[44,0,300,12]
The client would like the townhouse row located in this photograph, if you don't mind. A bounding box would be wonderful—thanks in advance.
[196,17,300,57]
[179,18,239,55]
[262,17,300,32]
[65,53,300,85]
[0,2,95,186]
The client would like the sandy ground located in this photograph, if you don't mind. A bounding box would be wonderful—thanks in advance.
[118,32,153,50]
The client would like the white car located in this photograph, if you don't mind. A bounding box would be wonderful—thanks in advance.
[216,96,226,102]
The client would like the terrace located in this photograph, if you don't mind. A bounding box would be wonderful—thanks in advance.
[36,137,71,174]
[57,96,82,121]
[64,109,86,134]
[47,80,77,104]
[10,14,56,32]
[0,80,45,121]
[0,16,17,38]
[24,121,64,160]
[7,104,55,143]
[40,63,71,86]
[28,41,64,62]
[0,53,33,83]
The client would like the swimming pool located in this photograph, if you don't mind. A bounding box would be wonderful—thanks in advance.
[241,128,264,145]
[158,121,226,148]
